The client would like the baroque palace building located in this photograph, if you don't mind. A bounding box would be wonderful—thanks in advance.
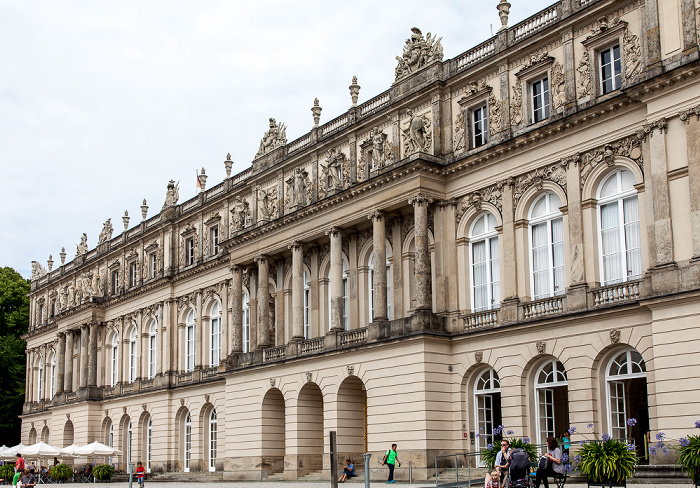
[22,0,700,481]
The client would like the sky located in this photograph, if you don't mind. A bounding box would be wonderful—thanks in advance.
[1,0,555,279]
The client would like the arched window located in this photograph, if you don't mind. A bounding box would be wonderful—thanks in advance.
[529,193,565,299]
[129,328,137,383]
[474,368,502,456]
[184,412,192,472]
[111,335,119,387]
[242,292,250,353]
[208,409,217,472]
[37,355,44,400]
[327,259,349,330]
[148,322,157,379]
[125,419,132,465]
[210,301,221,367]
[368,249,392,322]
[597,169,642,285]
[49,352,56,398]
[146,417,152,473]
[185,310,196,372]
[469,213,500,312]
[534,360,569,445]
[303,271,311,339]
[606,350,647,441]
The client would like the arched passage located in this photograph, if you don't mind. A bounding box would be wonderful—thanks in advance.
[337,376,367,460]
[63,420,74,447]
[605,348,649,450]
[41,425,50,444]
[28,427,37,444]
[261,388,285,475]
[473,368,502,454]
[297,382,324,475]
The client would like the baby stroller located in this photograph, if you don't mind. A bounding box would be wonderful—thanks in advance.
[507,448,531,488]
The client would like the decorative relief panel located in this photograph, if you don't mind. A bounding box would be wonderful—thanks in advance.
[453,112,466,152]
[488,92,503,136]
[256,118,287,158]
[394,27,443,81]
[258,187,278,221]
[401,108,432,156]
[579,134,643,186]
[286,166,310,210]
[513,163,568,211]
[230,196,251,234]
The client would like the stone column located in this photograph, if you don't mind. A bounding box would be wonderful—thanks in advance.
[221,280,229,360]
[290,242,304,340]
[79,325,89,388]
[682,109,700,258]
[88,323,98,387]
[56,332,65,395]
[195,292,203,368]
[368,210,388,320]
[327,227,344,331]
[26,350,33,402]
[256,255,270,349]
[563,155,588,310]
[64,330,74,392]
[409,194,433,311]
[230,264,243,353]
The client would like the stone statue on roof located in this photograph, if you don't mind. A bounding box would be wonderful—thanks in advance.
[163,180,180,209]
[256,118,287,158]
[395,27,443,81]
[98,219,113,244]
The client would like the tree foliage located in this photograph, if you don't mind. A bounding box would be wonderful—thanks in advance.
[0,267,29,443]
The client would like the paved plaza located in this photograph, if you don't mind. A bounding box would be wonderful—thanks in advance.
[47,483,692,488]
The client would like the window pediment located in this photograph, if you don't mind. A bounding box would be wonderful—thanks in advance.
[108,260,121,270]
[582,18,627,50]
[515,54,554,80]
[458,84,492,108]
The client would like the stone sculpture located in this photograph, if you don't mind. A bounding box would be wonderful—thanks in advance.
[488,92,502,136]
[162,180,180,209]
[623,30,642,79]
[551,62,566,110]
[231,196,248,231]
[577,51,592,98]
[322,150,343,190]
[510,83,523,126]
[402,108,432,155]
[76,233,88,256]
[31,261,47,280]
[370,128,388,169]
[258,188,276,220]
[395,27,443,81]
[98,219,113,244]
[256,118,287,158]
[287,167,308,207]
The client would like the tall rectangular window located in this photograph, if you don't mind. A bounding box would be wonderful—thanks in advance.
[112,271,119,294]
[472,105,488,148]
[150,253,157,278]
[600,45,622,94]
[186,238,195,266]
[129,262,137,287]
[210,227,219,255]
[532,77,550,123]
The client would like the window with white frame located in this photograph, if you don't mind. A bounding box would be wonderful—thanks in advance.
[185,237,195,266]
[471,104,488,148]
[303,271,311,339]
[327,260,349,330]
[209,226,219,256]
[529,193,565,300]
[208,409,217,472]
[49,353,56,398]
[111,335,119,387]
[368,249,392,322]
[474,368,502,457]
[126,419,132,465]
[150,253,157,279]
[597,169,641,285]
[606,349,647,439]
[37,355,44,400]
[242,292,250,353]
[185,310,196,372]
[600,44,622,94]
[148,322,157,379]
[469,213,500,312]
[129,327,137,383]
[210,301,221,367]
[531,76,550,123]
[184,412,192,472]
[111,270,119,294]
[146,417,152,472]
[534,360,568,445]
[129,262,137,288]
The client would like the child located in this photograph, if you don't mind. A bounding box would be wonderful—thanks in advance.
[135,462,145,488]
[486,470,501,488]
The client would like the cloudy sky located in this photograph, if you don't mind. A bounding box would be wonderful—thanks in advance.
[1,0,554,279]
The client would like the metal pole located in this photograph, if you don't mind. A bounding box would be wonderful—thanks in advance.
[330,431,338,488]
[362,452,372,488]
[435,456,438,485]
[455,454,459,482]
[468,452,472,487]
[409,461,412,484]
[128,464,134,488]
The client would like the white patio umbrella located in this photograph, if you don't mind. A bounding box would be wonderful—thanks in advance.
[72,442,122,457]
[0,443,27,460]
[60,444,82,456]
[19,442,64,459]
[0,446,7,456]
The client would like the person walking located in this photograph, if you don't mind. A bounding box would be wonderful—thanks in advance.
[135,462,145,488]
[15,454,25,474]
[382,443,401,483]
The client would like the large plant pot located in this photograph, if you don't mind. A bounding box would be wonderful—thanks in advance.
[587,477,627,488]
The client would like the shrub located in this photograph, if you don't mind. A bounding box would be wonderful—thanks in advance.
[0,464,15,481]
[92,464,115,481]
[677,433,700,483]
[49,463,74,481]
[576,437,638,483]
[480,433,538,470]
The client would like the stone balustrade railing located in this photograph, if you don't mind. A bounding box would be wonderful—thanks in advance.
[339,327,368,346]
[521,295,565,320]
[513,4,559,41]
[288,134,312,153]
[592,280,641,307]
[321,114,349,136]
[454,39,496,73]
[464,309,499,330]
[262,344,287,363]
[300,337,325,355]
[359,91,391,117]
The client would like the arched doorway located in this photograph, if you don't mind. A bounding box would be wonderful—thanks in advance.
[606,349,649,452]
[337,376,367,461]
[63,420,74,447]
[261,388,285,476]
[297,383,324,475]
[474,368,502,456]
[534,360,569,446]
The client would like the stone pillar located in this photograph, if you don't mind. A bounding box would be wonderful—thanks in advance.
[56,332,65,395]
[88,323,98,387]
[256,255,270,350]
[221,280,229,360]
[368,210,388,320]
[79,325,89,389]
[64,330,74,392]
[682,110,700,258]
[230,264,243,353]
[500,180,520,324]
[162,300,172,375]
[409,194,433,310]
[290,242,304,340]
[327,227,344,331]
[563,155,588,311]
[195,292,203,368]
[26,350,33,402]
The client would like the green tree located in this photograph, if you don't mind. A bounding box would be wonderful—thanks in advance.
[0,267,29,442]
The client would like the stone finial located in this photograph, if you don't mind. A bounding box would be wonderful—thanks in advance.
[122,210,130,230]
[141,199,148,221]
[497,0,511,30]
[311,98,322,127]
[47,255,54,272]
[349,76,360,107]
[224,153,233,178]
[60,247,66,265]
[198,167,207,191]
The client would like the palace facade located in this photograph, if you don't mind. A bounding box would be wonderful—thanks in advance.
[22,0,700,480]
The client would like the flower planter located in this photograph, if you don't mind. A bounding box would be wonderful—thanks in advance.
[586,477,627,488]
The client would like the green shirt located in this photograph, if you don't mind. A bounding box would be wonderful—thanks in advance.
[386,449,398,465]
[12,472,21,486]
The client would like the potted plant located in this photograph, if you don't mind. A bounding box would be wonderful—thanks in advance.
[49,463,74,482]
[0,464,15,481]
[655,420,700,487]
[572,423,638,488]
[92,464,115,481]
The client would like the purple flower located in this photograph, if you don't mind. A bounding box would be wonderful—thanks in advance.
[587,423,594,429]
[695,420,700,429]
[480,427,485,431]
[475,433,480,438]
[561,454,569,464]
[564,464,574,472]
[655,441,664,449]
[626,418,637,426]
[574,455,582,464]
[486,443,495,450]
[649,446,657,455]
[522,437,530,444]
[601,433,611,441]
[569,426,577,433]
[680,437,690,447]
[579,440,587,446]
[662,447,670,455]
[507,430,514,436]
[627,444,635,451]
[655,432,666,441]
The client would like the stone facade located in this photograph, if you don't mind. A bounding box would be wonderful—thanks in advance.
[22,0,700,481]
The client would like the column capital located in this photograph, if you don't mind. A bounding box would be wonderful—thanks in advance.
[325,226,343,238]
[288,240,303,251]
[230,262,242,272]
[255,254,269,265]
[436,197,458,208]
[408,193,433,207]
[367,210,385,222]
[57,331,66,338]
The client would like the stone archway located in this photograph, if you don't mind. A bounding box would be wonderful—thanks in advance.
[297,382,324,476]
[261,388,285,476]
[337,376,367,463]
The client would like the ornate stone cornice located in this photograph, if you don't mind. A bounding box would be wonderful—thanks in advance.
[636,118,667,141]
[679,105,700,123]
